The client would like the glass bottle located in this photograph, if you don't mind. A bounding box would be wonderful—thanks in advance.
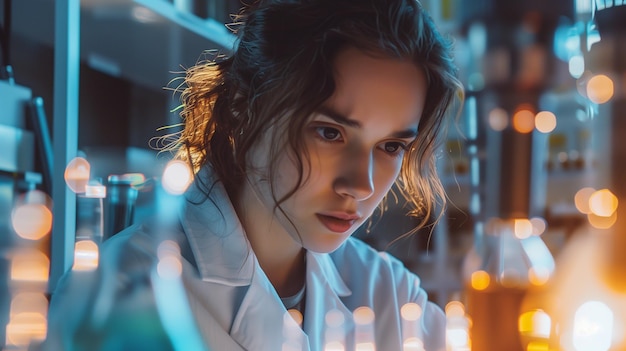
[462,217,554,351]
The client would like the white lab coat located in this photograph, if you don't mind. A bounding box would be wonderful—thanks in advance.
[44,167,446,351]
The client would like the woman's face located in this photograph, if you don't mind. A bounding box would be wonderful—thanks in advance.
[244,47,428,254]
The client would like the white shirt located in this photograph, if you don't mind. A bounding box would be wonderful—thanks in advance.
[45,168,446,351]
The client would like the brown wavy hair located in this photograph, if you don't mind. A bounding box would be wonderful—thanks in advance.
[163,0,463,235]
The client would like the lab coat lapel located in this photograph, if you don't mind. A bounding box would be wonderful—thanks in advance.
[180,171,254,286]
[230,260,311,351]
[304,251,355,351]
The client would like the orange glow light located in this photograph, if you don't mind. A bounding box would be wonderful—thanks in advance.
[588,211,617,229]
[514,219,533,239]
[589,189,618,217]
[64,157,91,193]
[513,109,535,134]
[10,248,50,283]
[72,240,99,271]
[471,270,490,291]
[586,74,614,104]
[157,255,183,279]
[400,303,422,321]
[445,301,466,318]
[287,309,304,327]
[10,293,49,319]
[353,306,375,325]
[5,312,47,346]
[534,111,557,134]
[12,204,53,240]
[11,190,53,240]
[528,267,551,286]
[575,187,596,214]
[518,309,551,339]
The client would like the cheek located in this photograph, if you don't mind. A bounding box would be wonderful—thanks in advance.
[374,158,403,195]
[271,150,308,197]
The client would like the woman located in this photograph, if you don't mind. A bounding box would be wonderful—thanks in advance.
[45,0,462,350]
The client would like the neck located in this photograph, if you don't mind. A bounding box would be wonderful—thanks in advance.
[234,183,306,297]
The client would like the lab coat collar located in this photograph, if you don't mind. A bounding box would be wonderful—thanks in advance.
[179,166,354,299]
[304,251,354,350]
[179,167,254,286]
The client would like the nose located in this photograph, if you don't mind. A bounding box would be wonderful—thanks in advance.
[333,150,375,201]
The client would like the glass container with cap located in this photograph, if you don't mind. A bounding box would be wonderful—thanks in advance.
[103,173,141,240]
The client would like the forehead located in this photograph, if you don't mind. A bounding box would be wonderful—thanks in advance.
[326,47,427,129]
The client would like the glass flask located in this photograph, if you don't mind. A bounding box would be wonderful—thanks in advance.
[462,217,555,351]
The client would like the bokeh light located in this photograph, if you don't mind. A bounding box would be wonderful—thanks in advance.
[471,270,490,291]
[569,55,585,78]
[162,160,193,195]
[11,190,53,240]
[572,301,613,351]
[535,111,557,133]
[324,341,345,351]
[5,312,47,346]
[575,187,596,214]
[10,293,48,319]
[488,107,508,131]
[10,248,49,283]
[402,337,424,351]
[157,239,180,259]
[589,189,618,217]
[157,255,183,279]
[530,217,547,236]
[325,309,345,328]
[513,108,536,134]
[157,240,183,279]
[353,306,375,325]
[324,309,346,351]
[445,301,465,318]
[519,309,551,339]
[355,343,375,351]
[72,240,99,271]
[400,303,422,321]
[282,309,304,351]
[353,306,376,351]
[528,267,551,286]
[287,309,304,327]
[7,292,49,346]
[586,74,614,104]
[446,327,470,349]
[84,183,106,198]
[64,157,91,193]
[514,219,533,239]
[588,211,617,229]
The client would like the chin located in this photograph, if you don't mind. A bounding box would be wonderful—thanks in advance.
[304,234,352,254]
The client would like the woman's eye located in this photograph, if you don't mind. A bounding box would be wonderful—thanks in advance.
[316,126,342,141]
[383,142,406,154]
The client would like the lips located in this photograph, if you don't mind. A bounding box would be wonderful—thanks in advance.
[316,213,360,233]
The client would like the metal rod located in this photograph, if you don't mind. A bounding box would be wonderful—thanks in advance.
[49,0,80,292]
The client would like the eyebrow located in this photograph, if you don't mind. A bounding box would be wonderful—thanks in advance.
[317,106,419,139]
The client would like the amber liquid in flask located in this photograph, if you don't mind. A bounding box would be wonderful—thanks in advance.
[465,283,527,351]
[463,218,554,351]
